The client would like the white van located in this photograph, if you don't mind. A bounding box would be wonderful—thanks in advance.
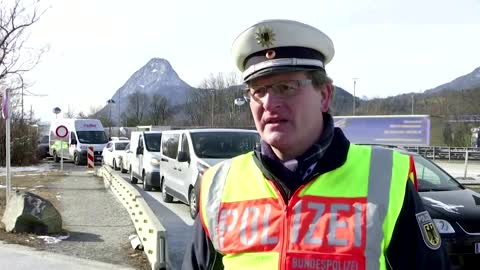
[160,128,259,218]
[129,131,162,191]
[49,119,108,165]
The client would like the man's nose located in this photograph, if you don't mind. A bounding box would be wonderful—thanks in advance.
[261,92,283,110]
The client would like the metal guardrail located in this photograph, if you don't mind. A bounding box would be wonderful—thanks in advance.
[403,146,480,161]
[97,166,169,270]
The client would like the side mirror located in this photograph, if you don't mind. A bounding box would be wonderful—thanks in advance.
[177,151,189,162]
[136,147,143,155]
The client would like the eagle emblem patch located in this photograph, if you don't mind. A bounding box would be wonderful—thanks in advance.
[416,211,441,250]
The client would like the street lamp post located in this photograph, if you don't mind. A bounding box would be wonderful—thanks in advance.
[352,78,359,116]
[53,107,61,119]
[107,99,115,137]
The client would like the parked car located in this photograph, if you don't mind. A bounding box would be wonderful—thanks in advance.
[129,131,162,191]
[160,128,260,218]
[118,142,132,173]
[381,147,480,269]
[102,140,130,170]
[36,135,50,159]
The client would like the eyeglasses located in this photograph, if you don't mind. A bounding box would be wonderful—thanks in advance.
[244,79,313,102]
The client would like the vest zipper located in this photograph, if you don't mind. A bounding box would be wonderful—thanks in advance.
[270,182,308,270]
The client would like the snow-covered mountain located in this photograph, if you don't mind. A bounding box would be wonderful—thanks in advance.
[100,58,193,122]
[425,66,480,94]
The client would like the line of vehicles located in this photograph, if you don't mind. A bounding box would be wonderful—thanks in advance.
[102,127,259,219]
[43,118,479,268]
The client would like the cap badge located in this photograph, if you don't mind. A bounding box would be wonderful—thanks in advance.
[255,26,276,48]
[265,50,276,59]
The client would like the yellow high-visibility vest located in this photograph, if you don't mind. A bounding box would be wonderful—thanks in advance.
[200,145,412,270]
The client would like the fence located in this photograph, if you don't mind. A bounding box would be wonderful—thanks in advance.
[403,146,480,161]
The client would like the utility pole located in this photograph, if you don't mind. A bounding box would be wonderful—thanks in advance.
[211,90,215,127]
[118,91,121,136]
[411,94,415,115]
[107,99,115,137]
[352,78,359,116]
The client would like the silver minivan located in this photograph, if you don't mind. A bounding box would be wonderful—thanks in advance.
[160,128,259,218]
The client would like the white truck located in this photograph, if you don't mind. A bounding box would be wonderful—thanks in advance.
[49,119,109,165]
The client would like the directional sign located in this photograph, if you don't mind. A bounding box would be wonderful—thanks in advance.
[55,125,69,138]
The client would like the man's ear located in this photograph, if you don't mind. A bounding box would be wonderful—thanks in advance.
[320,83,334,112]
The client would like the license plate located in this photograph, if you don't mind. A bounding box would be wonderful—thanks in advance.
[475,243,480,254]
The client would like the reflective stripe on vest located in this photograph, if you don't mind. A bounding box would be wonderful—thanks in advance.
[200,145,409,270]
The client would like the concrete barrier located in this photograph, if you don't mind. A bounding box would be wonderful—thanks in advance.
[97,166,170,270]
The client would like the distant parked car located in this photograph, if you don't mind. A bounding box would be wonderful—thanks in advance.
[36,135,50,160]
[102,140,130,170]
[118,142,132,173]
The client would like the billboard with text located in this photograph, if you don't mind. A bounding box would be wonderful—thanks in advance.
[334,115,431,146]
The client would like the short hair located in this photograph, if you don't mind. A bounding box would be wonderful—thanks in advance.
[306,70,333,90]
[306,70,335,114]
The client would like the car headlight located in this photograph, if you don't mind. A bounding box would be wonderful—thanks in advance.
[433,219,455,234]
[79,145,87,150]
[150,158,160,166]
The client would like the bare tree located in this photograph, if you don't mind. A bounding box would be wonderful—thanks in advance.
[149,93,171,125]
[185,72,250,127]
[64,105,76,118]
[125,88,148,126]
[77,111,88,119]
[1,0,46,87]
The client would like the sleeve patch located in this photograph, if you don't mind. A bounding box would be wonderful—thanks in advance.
[416,211,441,250]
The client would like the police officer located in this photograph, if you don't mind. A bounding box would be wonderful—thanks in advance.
[182,19,451,270]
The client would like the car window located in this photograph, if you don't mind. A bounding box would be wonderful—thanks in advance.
[415,162,441,185]
[144,133,161,152]
[77,131,108,144]
[181,134,190,159]
[413,155,462,192]
[191,132,260,159]
[162,133,180,159]
[115,142,129,151]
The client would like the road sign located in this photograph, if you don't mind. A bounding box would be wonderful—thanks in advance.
[55,125,69,138]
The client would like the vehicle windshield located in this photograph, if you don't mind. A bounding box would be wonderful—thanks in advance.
[115,142,129,150]
[77,131,108,144]
[144,133,161,152]
[191,132,260,159]
[413,155,463,192]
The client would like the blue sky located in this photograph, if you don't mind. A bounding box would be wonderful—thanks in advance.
[21,0,480,121]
